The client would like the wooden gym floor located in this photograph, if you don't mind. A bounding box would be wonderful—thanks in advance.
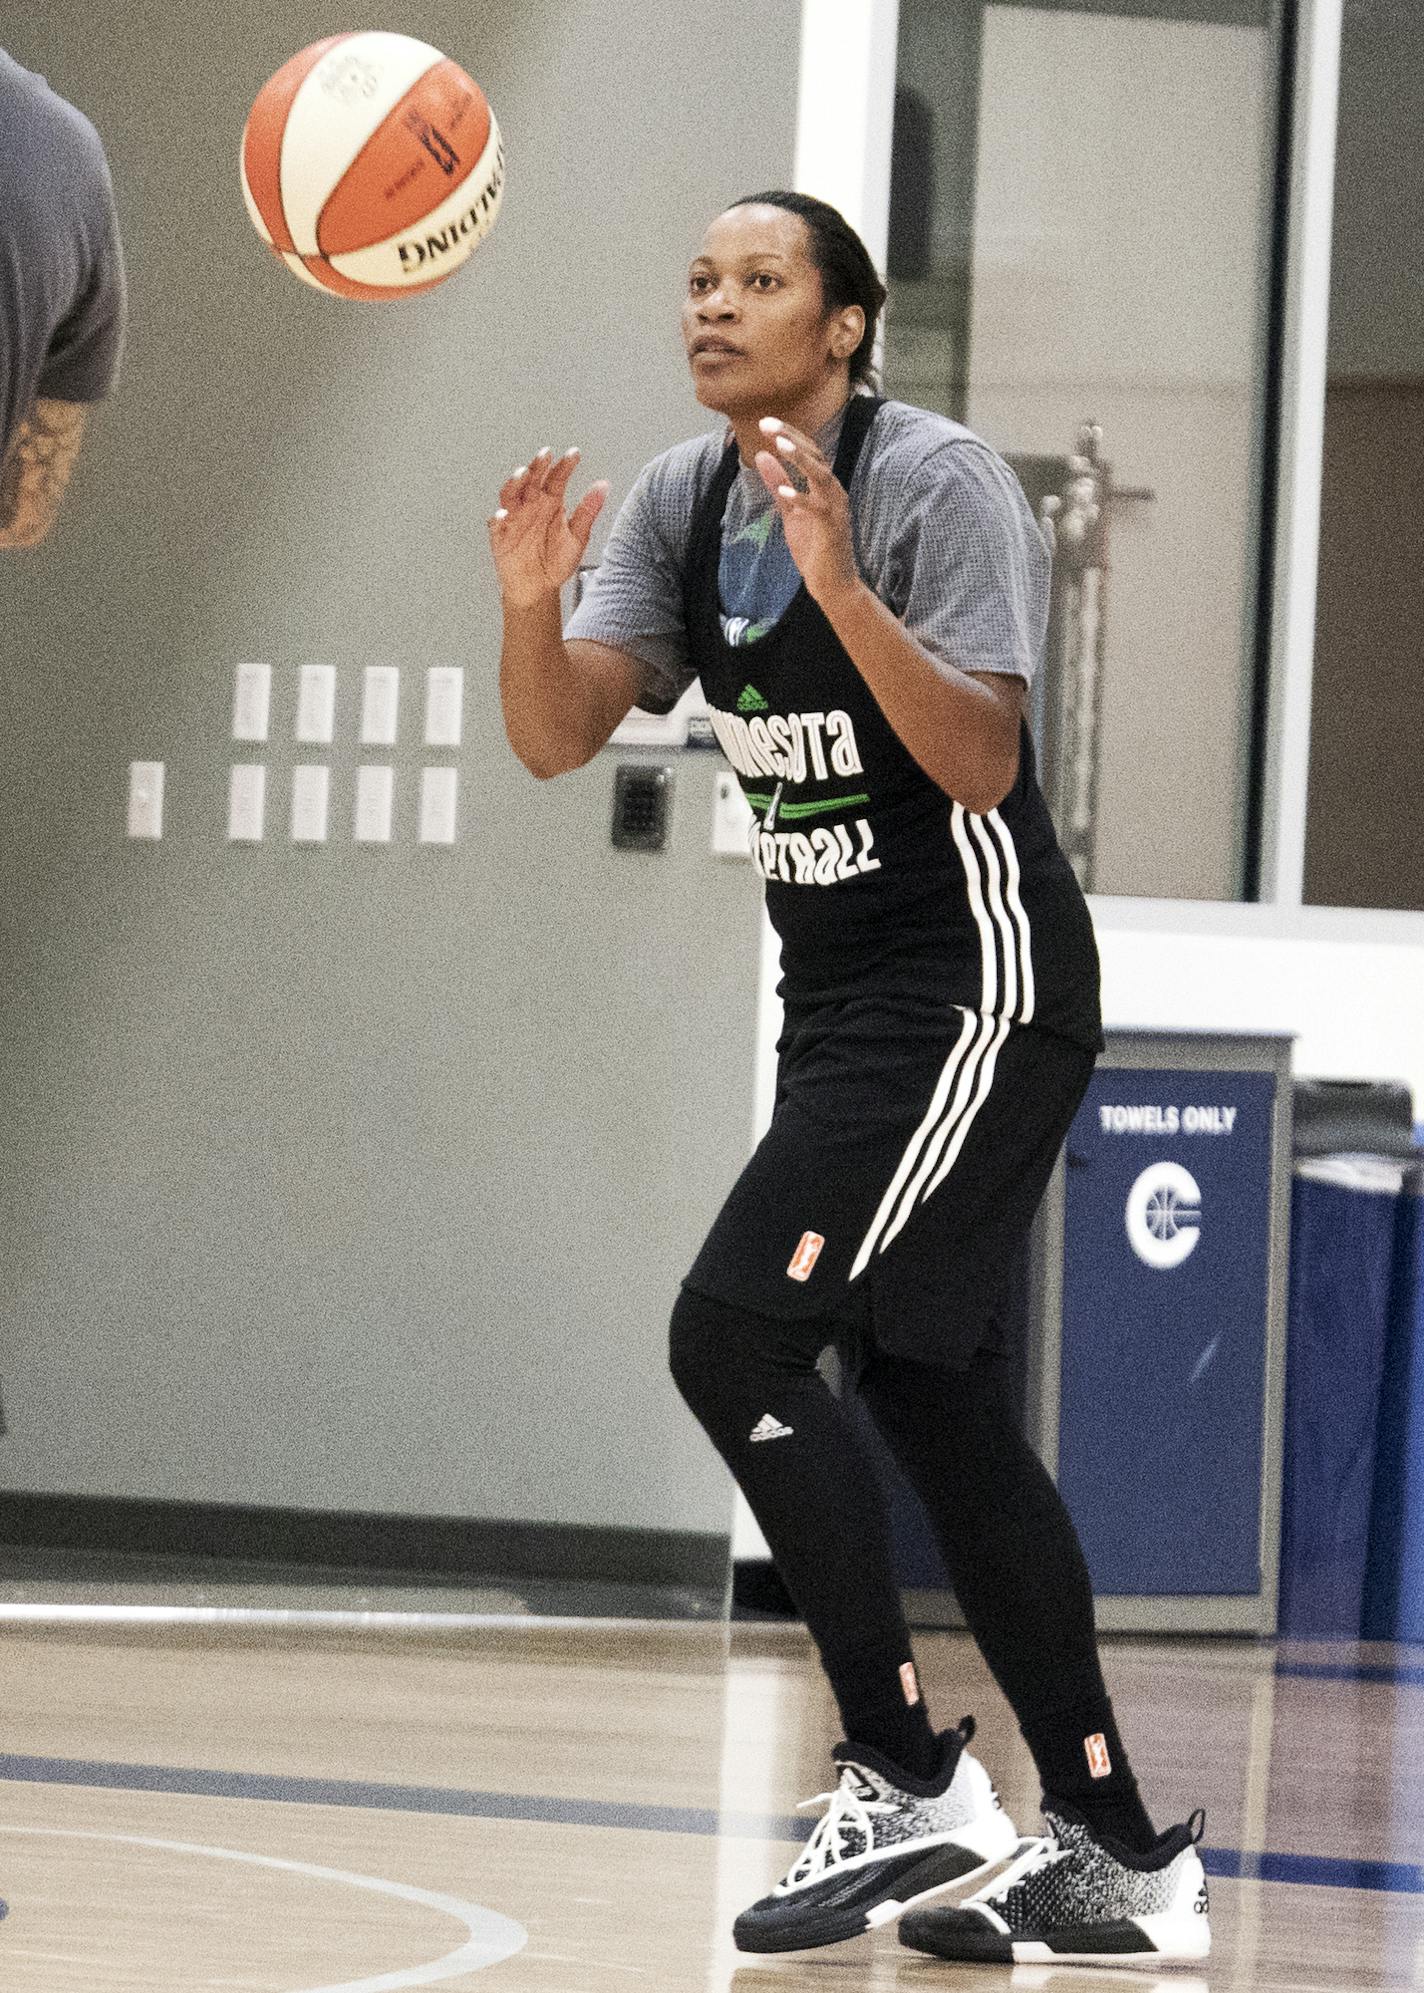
[0,1609,1419,1990]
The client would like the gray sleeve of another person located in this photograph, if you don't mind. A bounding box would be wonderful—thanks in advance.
[564,437,720,717]
[37,104,127,406]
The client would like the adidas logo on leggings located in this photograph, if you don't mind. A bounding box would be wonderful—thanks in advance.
[749,1413,794,1443]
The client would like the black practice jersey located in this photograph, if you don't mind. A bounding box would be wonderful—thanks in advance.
[684,393,1103,1051]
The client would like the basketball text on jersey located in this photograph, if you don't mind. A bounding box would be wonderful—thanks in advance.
[753,819,880,886]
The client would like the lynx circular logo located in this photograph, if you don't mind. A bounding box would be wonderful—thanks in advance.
[1125,1161,1202,1269]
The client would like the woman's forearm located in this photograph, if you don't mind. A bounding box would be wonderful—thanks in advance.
[498,591,604,779]
[818,579,1022,814]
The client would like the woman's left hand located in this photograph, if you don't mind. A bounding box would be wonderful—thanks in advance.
[754,418,861,613]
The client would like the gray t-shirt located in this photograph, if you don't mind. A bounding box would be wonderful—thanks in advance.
[0,48,127,462]
[566,395,1050,715]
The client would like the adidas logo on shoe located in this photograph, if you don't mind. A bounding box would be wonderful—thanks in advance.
[737,684,770,713]
[749,1413,794,1442]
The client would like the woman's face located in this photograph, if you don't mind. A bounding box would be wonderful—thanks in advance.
[682,204,862,416]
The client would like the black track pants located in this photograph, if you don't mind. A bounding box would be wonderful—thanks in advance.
[856,1341,1107,1719]
[670,1286,1151,1837]
[669,1285,929,1760]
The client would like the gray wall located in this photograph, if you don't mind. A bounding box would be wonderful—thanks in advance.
[1303,4,1424,910]
[1326,0,1424,379]
[1305,382,1424,911]
[0,1,799,1534]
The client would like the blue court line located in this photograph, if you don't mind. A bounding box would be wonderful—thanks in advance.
[1275,1658,1424,1688]
[2,1753,1422,1898]
[1202,1848,1424,1895]
[0,1753,799,1844]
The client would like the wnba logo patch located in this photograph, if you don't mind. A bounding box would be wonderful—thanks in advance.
[787,1231,825,1281]
[1084,1732,1113,1779]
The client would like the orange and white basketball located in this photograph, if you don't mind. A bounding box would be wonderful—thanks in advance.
[240,32,505,300]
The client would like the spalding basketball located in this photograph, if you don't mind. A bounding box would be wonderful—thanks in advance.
[241,31,504,299]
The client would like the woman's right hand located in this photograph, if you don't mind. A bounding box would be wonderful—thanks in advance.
[488,447,610,610]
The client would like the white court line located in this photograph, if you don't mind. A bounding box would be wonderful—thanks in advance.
[0,1604,725,1635]
[0,1824,528,1990]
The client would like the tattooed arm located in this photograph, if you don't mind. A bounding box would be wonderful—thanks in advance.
[0,398,91,549]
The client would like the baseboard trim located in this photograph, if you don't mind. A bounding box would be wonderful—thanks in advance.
[730,1556,798,1619]
[732,1560,972,1630]
[0,1491,730,1592]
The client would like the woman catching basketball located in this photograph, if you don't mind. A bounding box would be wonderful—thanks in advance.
[488,192,1209,1969]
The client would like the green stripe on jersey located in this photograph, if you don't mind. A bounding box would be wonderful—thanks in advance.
[776,793,871,821]
[739,792,871,821]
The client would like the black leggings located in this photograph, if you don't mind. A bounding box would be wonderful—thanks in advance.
[670,1284,1150,1834]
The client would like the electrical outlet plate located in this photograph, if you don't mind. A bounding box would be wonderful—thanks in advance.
[711,771,753,857]
[127,761,165,840]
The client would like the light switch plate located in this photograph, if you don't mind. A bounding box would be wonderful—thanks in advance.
[232,662,272,743]
[127,761,165,840]
[296,664,337,745]
[228,764,266,842]
[419,766,458,845]
[361,665,400,747]
[424,667,464,749]
[354,764,394,844]
[290,764,330,843]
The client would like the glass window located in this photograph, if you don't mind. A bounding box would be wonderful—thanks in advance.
[1303,0,1424,912]
[886,0,1286,899]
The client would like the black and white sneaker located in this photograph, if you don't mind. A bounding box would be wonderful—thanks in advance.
[898,1802,1211,1966]
[733,1718,1019,1954]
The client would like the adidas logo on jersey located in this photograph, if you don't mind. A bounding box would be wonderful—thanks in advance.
[749,1413,794,1443]
[737,684,770,713]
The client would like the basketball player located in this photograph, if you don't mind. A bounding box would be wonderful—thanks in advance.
[0,44,124,1933]
[489,193,1209,1967]
[0,45,126,548]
